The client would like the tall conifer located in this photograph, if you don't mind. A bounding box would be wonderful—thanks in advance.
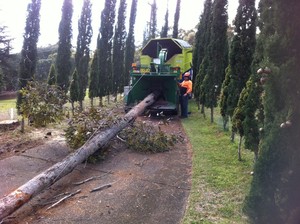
[112,0,127,97]
[245,1,300,223]
[56,0,73,92]
[75,0,92,109]
[89,48,99,107]
[17,0,41,112]
[193,0,212,106]
[172,0,181,38]
[97,0,117,102]
[47,64,56,85]
[124,0,138,86]
[69,68,79,113]
[202,0,228,122]
[149,0,157,39]
[0,26,11,77]
[160,9,169,38]
[220,0,257,130]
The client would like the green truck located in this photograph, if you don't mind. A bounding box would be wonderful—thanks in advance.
[124,38,193,115]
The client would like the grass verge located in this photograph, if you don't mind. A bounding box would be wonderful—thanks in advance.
[181,100,253,224]
[0,99,16,111]
[0,98,18,120]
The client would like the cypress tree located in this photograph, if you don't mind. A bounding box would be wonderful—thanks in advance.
[47,64,56,85]
[112,0,127,97]
[149,0,157,39]
[231,33,265,160]
[17,0,41,113]
[75,0,92,109]
[240,72,263,161]
[0,26,9,90]
[220,0,257,130]
[172,0,181,38]
[192,15,202,84]
[0,26,11,76]
[193,0,212,103]
[160,8,169,38]
[219,65,231,129]
[69,69,79,114]
[232,72,263,161]
[97,0,117,103]
[56,0,73,92]
[195,56,209,115]
[202,0,228,123]
[88,49,99,107]
[124,0,138,86]
[245,1,300,223]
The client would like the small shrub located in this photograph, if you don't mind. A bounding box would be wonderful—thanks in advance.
[19,81,67,127]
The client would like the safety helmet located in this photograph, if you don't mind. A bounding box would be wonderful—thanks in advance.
[184,72,190,77]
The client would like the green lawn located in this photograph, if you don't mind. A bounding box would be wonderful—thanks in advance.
[181,100,253,224]
[0,98,16,112]
[0,98,18,120]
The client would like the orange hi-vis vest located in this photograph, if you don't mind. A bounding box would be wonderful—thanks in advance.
[180,80,193,94]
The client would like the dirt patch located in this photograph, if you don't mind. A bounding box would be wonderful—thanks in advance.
[0,115,192,224]
[0,127,64,160]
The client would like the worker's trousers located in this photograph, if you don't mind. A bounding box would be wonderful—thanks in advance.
[179,94,188,118]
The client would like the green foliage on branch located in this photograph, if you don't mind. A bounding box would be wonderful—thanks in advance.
[19,81,67,127]
[244,1,300,223]
[65,104,181,154]
[65,106,121,149]
[120,122,181,153]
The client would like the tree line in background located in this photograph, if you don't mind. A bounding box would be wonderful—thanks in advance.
[0,0,185,107]
[1,0,300,222]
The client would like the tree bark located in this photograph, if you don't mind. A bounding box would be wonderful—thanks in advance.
[231,131,235,142]
[210,106,214,123]
[201,104,206,119]
[90,97,94,108]
[71,102,75,116]
[20,116,25,133]
[0,91,159,220]
[238,135,243,161]
[79,100,83,111]
[253,147,258,162]
[222,115,228,131]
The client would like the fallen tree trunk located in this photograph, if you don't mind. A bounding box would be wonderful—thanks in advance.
[0,92,159,220]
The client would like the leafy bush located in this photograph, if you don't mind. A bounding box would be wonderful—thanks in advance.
[19,81,67,127]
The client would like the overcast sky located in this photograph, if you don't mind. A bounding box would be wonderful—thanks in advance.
[0,0,240,53]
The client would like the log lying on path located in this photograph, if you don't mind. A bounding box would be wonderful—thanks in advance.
[0,92,159,220]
